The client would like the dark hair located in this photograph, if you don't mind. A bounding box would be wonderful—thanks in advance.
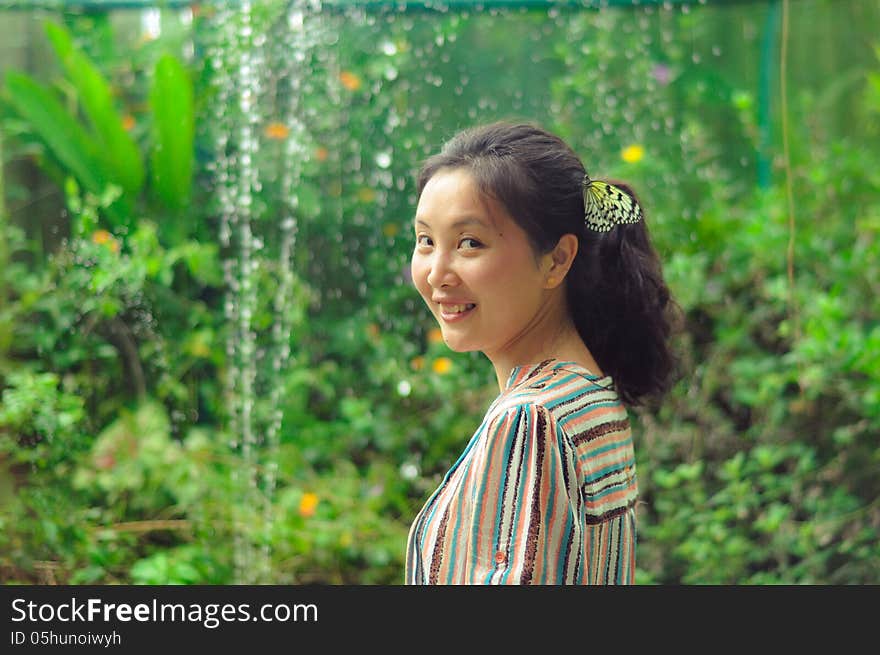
[417,121,681,407]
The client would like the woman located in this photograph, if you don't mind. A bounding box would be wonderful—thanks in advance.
[405,121,679,584]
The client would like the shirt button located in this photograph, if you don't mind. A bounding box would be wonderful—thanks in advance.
[494,551,506,564]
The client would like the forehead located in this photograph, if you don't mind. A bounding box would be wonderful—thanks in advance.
[415,169,502,229]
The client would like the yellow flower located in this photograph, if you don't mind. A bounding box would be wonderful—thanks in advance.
[428,328,443,344]
[264,122,290,140]
[187,333,211,358]
[432,357,453,375]
[189,341,210,358]
[357,187,376,203]
[383,223,399,238]
[121,114,136,131]
[411,356,425,371]
[339,71,362,91]
[621,144,645,164]
[299,492,319,518]
[91,230,119,253]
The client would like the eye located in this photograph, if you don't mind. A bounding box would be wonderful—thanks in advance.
[460,238,482,250]
[415,234,433,247]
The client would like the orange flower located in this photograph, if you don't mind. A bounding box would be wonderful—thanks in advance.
[339,71,362,91]
[190,4,216,19]
[91,230,119,253]
[432,357,452,375]
[121,114,136,131]
[410,356,425,371]
[264,122,290,140]
[299,492,319,518]
[92,229,112,245]
[314,146,329,162]
[366,323,380,341]
[428,328,443,344]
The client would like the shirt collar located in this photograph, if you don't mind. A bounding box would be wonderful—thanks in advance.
[503,358,607,392]
[504,358,560,391]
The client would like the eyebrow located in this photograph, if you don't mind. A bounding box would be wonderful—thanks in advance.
[415,216,489,230]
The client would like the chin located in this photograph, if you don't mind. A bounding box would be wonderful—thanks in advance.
[439,335,477,353]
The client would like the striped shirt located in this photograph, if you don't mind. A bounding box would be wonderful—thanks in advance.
[405,358,638,585]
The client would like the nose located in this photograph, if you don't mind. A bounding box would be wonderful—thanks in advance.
[426,250,458,289]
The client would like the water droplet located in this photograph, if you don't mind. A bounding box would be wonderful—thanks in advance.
[400,462,419,480]
[375,151,392,169]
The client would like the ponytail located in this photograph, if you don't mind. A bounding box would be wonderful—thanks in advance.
[568,184,681,406]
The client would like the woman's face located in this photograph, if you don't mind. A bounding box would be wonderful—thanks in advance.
[411,168,554,359]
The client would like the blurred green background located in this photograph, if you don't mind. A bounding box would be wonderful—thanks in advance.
[0,0,878,584]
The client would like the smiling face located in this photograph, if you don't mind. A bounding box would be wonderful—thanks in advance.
[411,168,560,361]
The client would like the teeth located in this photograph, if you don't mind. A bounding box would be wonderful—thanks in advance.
[443,304,475,313]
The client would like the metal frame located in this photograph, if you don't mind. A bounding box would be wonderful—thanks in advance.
[0,1,771,10]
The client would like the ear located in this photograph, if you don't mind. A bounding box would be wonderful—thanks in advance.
[542,234,579,289]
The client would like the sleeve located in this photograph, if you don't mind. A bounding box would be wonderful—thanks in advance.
[577,411,639,585]
[459,403,579,585]
[583,504,637,585]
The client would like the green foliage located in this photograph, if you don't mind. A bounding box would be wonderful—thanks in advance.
[2,19,196,238]
[149,54,194,215]
[44,21,145,197]
[73,401,194,510]
[3,71,116,214]
[0,370,86,469]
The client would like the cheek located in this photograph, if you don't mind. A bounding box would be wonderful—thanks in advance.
[468,259,507,296]
[478,256,541,308]
[410,256,431,298]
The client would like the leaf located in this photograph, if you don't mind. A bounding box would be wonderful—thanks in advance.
[149,54,194,213]
[44,21,144,196]
[168,242,222,286]
[4,72,108,199]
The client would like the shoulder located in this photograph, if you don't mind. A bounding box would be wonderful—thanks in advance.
[480,401,561,459]
[484,400,556,434]
[495,365,627,434]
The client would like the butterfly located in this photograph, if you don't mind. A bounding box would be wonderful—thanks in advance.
[582,176,643,232]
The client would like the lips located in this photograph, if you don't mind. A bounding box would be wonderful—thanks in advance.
[438,302,476,322]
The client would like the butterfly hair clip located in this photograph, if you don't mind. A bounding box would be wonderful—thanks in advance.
[582,174,644,232]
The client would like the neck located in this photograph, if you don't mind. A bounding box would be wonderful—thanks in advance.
[486,295,592,392]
